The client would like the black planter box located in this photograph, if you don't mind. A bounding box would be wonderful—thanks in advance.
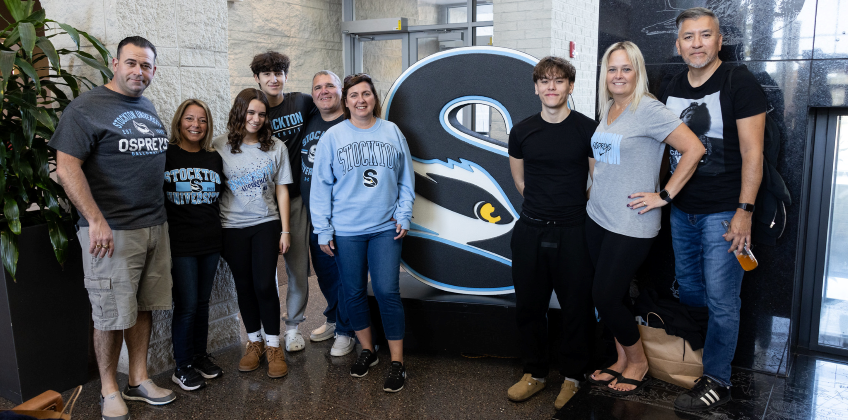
[0,223,89,404]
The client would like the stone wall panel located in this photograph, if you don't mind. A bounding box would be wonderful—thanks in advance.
[178,0,227,52]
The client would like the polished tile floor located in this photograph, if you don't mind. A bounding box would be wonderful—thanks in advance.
[3,262,848,419]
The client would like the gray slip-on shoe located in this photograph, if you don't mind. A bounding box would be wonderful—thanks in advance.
[100,391,130,420]
[122,379,176,406]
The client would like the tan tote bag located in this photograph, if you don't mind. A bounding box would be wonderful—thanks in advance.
[638,313,703,389]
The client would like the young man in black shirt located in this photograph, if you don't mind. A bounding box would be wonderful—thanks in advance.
[507,56,598,409]
[250,52,317,352]
[660,8,767,411]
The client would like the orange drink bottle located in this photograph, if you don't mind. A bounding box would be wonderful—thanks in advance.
[721,220,758,271]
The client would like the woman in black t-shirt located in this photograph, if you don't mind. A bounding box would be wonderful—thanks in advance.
[163,99,225,391]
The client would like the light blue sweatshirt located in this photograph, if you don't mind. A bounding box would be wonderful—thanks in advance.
[310,119,415,245]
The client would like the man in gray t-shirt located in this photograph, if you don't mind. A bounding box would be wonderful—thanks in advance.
[50,36,176,420]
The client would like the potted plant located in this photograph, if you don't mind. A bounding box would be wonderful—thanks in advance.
[0,0,113,403]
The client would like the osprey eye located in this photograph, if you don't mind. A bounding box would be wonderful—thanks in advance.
[474,202,502,224]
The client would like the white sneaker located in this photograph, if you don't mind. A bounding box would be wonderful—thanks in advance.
[309,322,336,342]
[330,334,356,357]
[285,329,306,352]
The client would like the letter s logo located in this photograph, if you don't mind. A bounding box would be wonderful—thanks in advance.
[384,47,542,295]
[363,168,378,188]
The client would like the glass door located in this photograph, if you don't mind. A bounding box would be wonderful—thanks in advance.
[805,109,848,356]
[815,112,848,351]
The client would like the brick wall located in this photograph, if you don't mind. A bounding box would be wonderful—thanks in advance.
[227,0,344,100]
[493,0,600,118]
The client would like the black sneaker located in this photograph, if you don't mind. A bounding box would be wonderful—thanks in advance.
[193,353,223,379]
[350,349,379,377]
[673,376,731,411]
[383,361,406,393]
[171,365,206,391]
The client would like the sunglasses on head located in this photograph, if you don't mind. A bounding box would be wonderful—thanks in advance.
[344,73,371,83]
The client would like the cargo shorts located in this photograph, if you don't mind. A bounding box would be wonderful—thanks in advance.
[77,222,173,331]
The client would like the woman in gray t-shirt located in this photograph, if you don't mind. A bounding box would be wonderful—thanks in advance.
[213,88,293,378]
[585,42,704,395]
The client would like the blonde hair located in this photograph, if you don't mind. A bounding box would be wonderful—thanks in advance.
[597,41,654,116]
[170,99,215,151]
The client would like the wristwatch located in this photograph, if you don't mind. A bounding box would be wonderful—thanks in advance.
[738,203,755,212]
[659,189,673,203]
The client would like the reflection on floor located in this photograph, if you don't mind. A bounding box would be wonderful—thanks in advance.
[555,354,848,420]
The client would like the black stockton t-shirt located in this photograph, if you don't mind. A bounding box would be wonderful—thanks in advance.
[299,114,345,212]
[267,92,317,199]
[163,146,224,256]
[508,111,598,221]
[661,63,768,214]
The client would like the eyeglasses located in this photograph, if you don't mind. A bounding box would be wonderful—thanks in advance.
[343,73,371,83]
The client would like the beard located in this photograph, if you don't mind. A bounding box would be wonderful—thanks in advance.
[682,51,717,69]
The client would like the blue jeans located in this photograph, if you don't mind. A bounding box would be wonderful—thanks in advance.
[171,252,220,367]
[670,205,744,386]
[334,229,405,340]
[310,232,353,337]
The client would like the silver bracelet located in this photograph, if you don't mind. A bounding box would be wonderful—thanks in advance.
[281,231,290,235]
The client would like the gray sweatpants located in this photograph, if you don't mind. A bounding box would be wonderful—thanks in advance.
[281,195,310,327]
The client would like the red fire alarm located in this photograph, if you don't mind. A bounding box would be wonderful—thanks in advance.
[569,41,577,58]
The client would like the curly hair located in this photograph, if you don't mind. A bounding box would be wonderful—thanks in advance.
[250,51,291,76]
[226,88,274,154]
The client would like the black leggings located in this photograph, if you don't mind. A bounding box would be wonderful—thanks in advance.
[585,217,654,347]
[222,220,282,336]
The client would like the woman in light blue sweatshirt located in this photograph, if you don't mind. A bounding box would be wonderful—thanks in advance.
[310,73,415,393]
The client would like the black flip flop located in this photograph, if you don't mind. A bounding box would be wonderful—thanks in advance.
[587,368,622,386]
[606,376,651,396]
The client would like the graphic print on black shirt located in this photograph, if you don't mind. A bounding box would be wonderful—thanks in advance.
[267,92,317,198]
[507,111,598,221]
[661,63,768,214]
[667,90,724,175]
[299,114,345,210]
[163,147,224,256]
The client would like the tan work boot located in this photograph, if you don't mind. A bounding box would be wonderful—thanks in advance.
[508,373,546,402]
[555,380,579,409]
[238,341,265,372]
[266,345,288,378]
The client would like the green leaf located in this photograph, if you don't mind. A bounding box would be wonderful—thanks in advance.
[3,0,24,22]
[21,106,35,144]
[60,73,79,96]
[35,36,60,71]
[3,27,20,48]
[20,0,33,17]
[0,50,15,105]
[45,212,68,265]
[55,22,79,49]
[31,145,49,180]
[1,229,19,281]
[81,31,111,68]
[74,52,110,77]
[14,159,32,185]
[13,56,39,91]
[35,107,54,131]
[18,22,35,60]
[43,190,60,216]
[4,197,21,235]
[20,8,44,24]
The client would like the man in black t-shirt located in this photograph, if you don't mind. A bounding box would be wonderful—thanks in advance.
[660,8,767,412]
[250,52,317,353]
[299,70,356,357]
[506,56,598,409]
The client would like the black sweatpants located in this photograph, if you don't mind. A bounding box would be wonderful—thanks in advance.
[511,216,595,379]
[584,217,654,347]
[222,220,282,336]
